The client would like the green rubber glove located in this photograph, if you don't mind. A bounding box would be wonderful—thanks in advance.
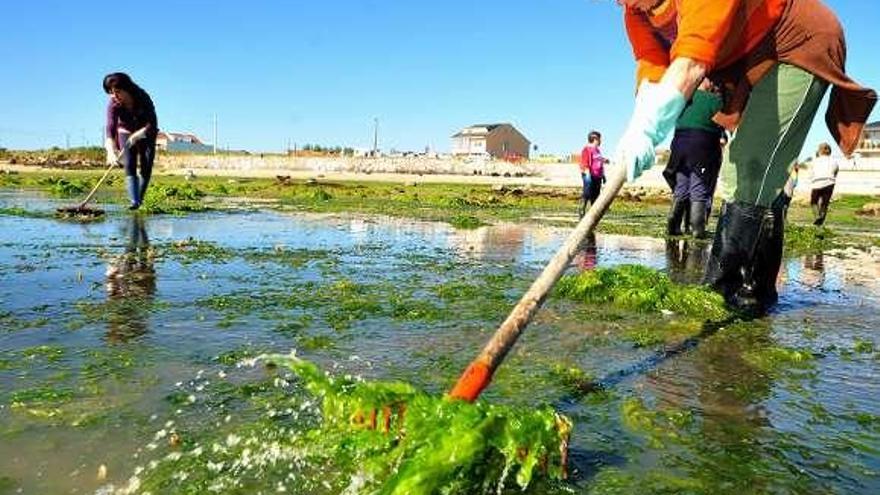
[614,81,687,182]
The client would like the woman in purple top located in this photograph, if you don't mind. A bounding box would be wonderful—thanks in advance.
[103,73,158,210]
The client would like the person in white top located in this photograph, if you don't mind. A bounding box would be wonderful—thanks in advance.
[809,143,839,226]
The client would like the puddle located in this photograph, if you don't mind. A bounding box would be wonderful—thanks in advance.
[1,190,878,494]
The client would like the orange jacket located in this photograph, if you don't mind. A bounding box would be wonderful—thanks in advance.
[624,0,787,85]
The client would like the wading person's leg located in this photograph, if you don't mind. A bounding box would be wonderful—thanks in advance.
[814,184,834,225]
[668,166,691,236]
[138,144,155,207]
[706,63,828,312]
[117,130,140,209]
[690,144,722,240]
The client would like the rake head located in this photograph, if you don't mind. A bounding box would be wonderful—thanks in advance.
[55,205,106,220]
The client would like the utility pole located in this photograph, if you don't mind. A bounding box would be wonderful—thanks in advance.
[213,114,218,155]
[372,117,379,156]
[65,133,70,150]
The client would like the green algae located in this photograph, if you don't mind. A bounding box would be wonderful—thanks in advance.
[37,176,91,197]
[449,214,486,229]
[164,238,233,263]
[588,468,708,495]
[196,276,449,332]
[140,183,210,214]
[21,345,65,362]
[298,335,336,350]
[556,265,729,320]
[0,207,51,218]
[74,298,167,324]
[264,354,570,493]
[621,398,694,449]
[548,364,600,395]
[784,224,839,254]
[10,386,75,406]
[0,313,50,332]
[0,476,17,494]
[742,346,815,375]
[853,339,875,354]
[130,354,571,494]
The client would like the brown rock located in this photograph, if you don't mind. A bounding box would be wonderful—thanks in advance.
[857,203,880,216]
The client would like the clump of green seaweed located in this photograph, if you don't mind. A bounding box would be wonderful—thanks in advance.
[556,265,729,319]
[449,214,486,230]
[37,176,92,197]
[784,224,839,254]
[124,354,570,494]
[140,183,209,214]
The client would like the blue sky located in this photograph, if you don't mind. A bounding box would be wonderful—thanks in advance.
[1,0,877,157]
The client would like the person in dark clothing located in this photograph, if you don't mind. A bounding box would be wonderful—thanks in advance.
[103,73,158,210]
[663,81,725,239]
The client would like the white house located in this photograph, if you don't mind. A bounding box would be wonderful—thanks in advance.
[156,132,213,153]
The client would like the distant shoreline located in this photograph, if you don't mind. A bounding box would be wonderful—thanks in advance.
[3,158,880,197]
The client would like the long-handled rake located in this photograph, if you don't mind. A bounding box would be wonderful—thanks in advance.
[56,150,125,217]
[448,164,625,402]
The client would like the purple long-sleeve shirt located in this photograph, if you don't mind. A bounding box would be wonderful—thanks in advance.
[106,98,158,145]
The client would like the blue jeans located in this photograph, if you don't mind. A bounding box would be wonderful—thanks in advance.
[581,173,592,200]
[117,132,156,205]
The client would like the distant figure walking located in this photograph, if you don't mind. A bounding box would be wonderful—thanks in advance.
[578,131,608,217]
[809,143,839,226]
[103,73,158,210]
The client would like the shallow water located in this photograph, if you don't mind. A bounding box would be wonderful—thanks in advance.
[1,190,878,494]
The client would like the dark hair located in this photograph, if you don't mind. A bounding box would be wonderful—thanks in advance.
[817,142,832,157]
[588,131,601,144]
[102,72,154,113]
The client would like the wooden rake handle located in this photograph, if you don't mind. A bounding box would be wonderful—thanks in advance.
[77,152,124,208]
[448,164,628,401]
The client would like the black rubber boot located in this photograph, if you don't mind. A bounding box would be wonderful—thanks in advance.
[666,198,689,236]
[704,201,767,305]
[690,200,708,239]
[683,199,692,235]
[735,200,785,313]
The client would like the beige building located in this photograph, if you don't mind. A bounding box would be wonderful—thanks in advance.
[451,123,531,159]
[856,121,880,158]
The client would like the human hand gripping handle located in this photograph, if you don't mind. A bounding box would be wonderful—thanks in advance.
[104,137,119,166]
[614,81,687,182]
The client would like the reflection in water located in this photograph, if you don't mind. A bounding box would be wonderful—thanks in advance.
[642,319,777,489]
[800,253,826,289]
[665,239,710,285]
[573,232,598,271]
[447,224,527,261]
[105,215,156,343]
